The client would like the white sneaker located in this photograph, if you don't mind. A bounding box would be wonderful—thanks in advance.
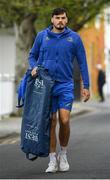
[45,160,58,173]
[57,152,70,172]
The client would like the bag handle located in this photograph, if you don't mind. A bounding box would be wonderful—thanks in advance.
[26,153,38,161]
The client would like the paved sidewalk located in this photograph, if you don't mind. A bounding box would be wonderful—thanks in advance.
[0,117,21,139]
[73,97,110,113]
[0,98,110,141]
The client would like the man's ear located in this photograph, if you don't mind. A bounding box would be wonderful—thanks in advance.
[66,17,68,24]
[51,17,53,24]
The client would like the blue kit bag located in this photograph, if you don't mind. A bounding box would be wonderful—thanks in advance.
[21,67,54,161]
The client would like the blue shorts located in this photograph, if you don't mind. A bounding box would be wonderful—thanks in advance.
[51,81,74,113]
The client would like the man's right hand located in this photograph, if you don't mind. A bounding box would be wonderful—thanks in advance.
[31,67,38,77]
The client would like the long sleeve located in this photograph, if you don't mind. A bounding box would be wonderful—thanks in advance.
[28,32,43,69]
[75,35,90,89]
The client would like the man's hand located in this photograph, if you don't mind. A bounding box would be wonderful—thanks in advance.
[31,67,38,77]
[81,88,90,102]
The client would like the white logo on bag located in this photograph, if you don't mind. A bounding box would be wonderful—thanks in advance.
[25,130,38,142]
[34,79,44,88]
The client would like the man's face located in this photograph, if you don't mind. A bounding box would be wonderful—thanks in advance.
[51,13,68,30]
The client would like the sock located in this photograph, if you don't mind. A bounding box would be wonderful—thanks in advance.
[49,152,56,162]
[60,146,67,154]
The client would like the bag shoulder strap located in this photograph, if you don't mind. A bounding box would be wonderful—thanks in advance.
[37,30,47,67]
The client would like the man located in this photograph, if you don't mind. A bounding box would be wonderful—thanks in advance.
[29,8,90,173]
[96,64,106,102]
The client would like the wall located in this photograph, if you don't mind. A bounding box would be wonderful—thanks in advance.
[0,28,16,116]
[79,15,105,97]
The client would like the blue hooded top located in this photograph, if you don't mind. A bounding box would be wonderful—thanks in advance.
[28,26,90,89]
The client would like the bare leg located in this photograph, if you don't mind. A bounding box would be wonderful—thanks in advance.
[57,109,70,172]
[45,113,58,172]
[50,112,57,152]
[58,109,71,147]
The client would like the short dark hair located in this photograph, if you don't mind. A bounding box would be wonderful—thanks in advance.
[52,8,67,17]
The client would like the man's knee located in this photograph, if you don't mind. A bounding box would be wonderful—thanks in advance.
[59,109,70,126]
[60,118,70,126]
[61,119,69,126]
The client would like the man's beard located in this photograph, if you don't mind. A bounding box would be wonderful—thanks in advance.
[54,24,65,30]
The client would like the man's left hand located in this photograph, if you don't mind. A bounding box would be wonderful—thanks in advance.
[81,88,90,102]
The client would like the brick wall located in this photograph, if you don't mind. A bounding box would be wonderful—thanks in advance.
[79,16,105,97]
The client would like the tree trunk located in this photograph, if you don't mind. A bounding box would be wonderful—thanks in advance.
[14,15,36,115]
[14,14,37,82]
